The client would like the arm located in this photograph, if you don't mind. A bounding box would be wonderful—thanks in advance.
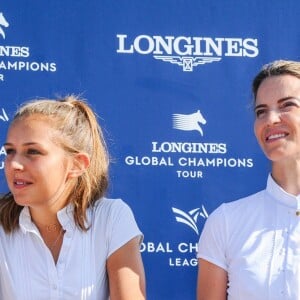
[197,258,228,300]
[107,236,146,300]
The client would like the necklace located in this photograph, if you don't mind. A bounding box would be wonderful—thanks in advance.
[33,219,61,233]
[46,223,61,232]
[49,228,65,250]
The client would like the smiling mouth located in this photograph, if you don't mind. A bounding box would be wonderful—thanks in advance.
[14,180,31,187]
[266,133,288,141]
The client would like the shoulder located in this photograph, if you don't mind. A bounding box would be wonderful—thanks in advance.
[92,198,131,216]
[88,197,138,228]
[89,198,142,256]
[205,189,266,229]
[199,189,266,247]
[214,190,265,216]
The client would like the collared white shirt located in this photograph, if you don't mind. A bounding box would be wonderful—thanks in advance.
[0,198,142,300]
[198,174,300,300]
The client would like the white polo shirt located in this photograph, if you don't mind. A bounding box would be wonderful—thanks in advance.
[0,198,142,300]
[198,174,300,300]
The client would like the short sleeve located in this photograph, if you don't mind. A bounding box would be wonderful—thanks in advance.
[103,199,143,257]
[197,203,228,271]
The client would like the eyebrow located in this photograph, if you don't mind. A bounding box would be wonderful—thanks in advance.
[3,142,40,147]
[254,96,300,111]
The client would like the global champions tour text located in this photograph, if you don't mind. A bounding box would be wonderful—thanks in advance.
[124,142,253,179]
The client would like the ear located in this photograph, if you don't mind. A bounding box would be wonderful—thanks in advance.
[68,153,90,178]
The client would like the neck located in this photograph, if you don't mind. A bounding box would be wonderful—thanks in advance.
[28,206,65,264]
[272,160,300,195]
[29,207,62,233]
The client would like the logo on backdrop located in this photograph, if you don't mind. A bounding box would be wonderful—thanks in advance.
[154,56,221,72]
[116,34,259,71]
[0,107,8,171]
[140,205,209,267]
[0,108,9,122]
[0,12,9,39]
[0,10,57,82]
[173,110,206,136]
[0,145,5,170]
[172,205,208,235]
[124,108,254,179]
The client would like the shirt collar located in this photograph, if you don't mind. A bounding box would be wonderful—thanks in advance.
[19,203,75,234]
[266,173,300,210]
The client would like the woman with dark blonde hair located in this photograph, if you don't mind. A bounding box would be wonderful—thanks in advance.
[197,60,300,300]
[0,95,146,299]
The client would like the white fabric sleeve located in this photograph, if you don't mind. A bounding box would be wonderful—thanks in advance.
[105,199,143,257]
[197,203,228,271]
[0,235,15,300]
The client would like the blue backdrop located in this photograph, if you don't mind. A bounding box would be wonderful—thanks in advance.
[0,1,299,299]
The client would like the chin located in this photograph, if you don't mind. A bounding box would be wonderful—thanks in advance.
[13,196,31,207]
[263,147,289,161]
[266,153,292,163]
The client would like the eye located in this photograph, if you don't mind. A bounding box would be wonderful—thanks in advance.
[281,101,299,110]
[27,148,41,155]
[255,108,267,118]
[4,148,14,155]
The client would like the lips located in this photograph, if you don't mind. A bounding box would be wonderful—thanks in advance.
[266,133,287,141]
[266,132,288,141]
[13,179,32,187]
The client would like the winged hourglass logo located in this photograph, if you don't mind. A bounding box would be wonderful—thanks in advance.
[154,56,221,71]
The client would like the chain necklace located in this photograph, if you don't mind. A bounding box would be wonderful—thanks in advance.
[32,219,65,252]
[49,228,65,250]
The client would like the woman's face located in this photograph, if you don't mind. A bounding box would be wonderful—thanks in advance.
[4,116,75,211]
[254,74,300,162]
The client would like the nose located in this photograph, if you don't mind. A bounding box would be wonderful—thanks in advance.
[6,156,25,171]
[11,161,24,170]
[266,109,282,126]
